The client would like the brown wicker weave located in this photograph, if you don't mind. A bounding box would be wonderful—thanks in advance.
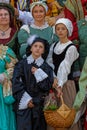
[44,96,76,128]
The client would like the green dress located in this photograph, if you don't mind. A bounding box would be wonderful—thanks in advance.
[0,27,20,60]
[18,23,58,58]
[0,45,17,130]
[73,57,87,111]
[77,19,87,70]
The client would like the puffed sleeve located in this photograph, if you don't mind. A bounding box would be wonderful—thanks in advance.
[18,25,30,58]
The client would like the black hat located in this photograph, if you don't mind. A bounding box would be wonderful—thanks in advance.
[26,35,50,60]
[0,3,14,16]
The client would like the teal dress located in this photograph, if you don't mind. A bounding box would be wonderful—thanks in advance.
[77,19,87,70]
[18,23,58,58]
[0,45,17,130]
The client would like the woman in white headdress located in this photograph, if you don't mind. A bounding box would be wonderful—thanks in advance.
[18,1,58,59]
[46,18,82,130]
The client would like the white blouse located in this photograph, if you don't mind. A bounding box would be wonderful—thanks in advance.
[46,41,79,87]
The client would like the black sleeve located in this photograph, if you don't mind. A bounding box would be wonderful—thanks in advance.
[36,63,54,92]
[12,60,25,102]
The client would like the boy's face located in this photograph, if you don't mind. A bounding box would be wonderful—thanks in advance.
[55,23,68,39]
[30,41,44,58]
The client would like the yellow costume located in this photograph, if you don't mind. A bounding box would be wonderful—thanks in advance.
[46,0,63,17]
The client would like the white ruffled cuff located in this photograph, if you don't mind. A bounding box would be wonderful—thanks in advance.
[34,68,48,83]
[19,92,32,110]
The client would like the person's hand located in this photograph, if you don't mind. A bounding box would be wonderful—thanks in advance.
[52,77,58,88]
[56,86,63,98]
[47,17,56,26]
[28,100,34,108]
[31,67,38,74]
[14,8,19,17]
[45,16,50,23]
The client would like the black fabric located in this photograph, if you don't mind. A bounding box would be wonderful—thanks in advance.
[17,107,47,130]
[12,58,53,130]
[52,43,75,79]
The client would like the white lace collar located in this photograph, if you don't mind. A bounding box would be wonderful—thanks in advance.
[27,54,44,66]
[30,22,49,30]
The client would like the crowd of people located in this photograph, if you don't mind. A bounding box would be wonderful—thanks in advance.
[0,0,87,130]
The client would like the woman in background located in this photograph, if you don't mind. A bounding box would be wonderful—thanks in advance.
[0,44,17,130]
[18,1,58,58]
[0,2,20,59]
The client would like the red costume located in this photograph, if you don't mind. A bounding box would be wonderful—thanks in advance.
[64,0,87,41]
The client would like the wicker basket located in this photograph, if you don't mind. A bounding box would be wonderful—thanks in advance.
[44,96,76,128]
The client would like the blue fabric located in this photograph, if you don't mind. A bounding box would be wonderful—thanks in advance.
[4,95,15,104]
[0,47,16,130]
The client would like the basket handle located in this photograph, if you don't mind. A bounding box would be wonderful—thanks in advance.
[60,95,64,104]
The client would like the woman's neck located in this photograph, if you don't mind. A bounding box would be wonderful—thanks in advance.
[59,37,69,44]
[34,20,45,27]
[0,25,10,31]
[0,25,11,38]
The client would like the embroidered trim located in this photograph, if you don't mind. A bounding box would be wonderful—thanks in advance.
[0,44,8,60]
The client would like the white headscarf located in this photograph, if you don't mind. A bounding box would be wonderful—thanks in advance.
[30,1,48,14]
[55,18,73,37]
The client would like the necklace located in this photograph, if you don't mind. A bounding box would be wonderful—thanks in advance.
[0,27,10,36]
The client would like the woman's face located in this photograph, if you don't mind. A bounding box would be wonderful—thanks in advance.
[0,9,10,26]
[32,5,46,22]
[55,23,68,39]
[30,41,44,58]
